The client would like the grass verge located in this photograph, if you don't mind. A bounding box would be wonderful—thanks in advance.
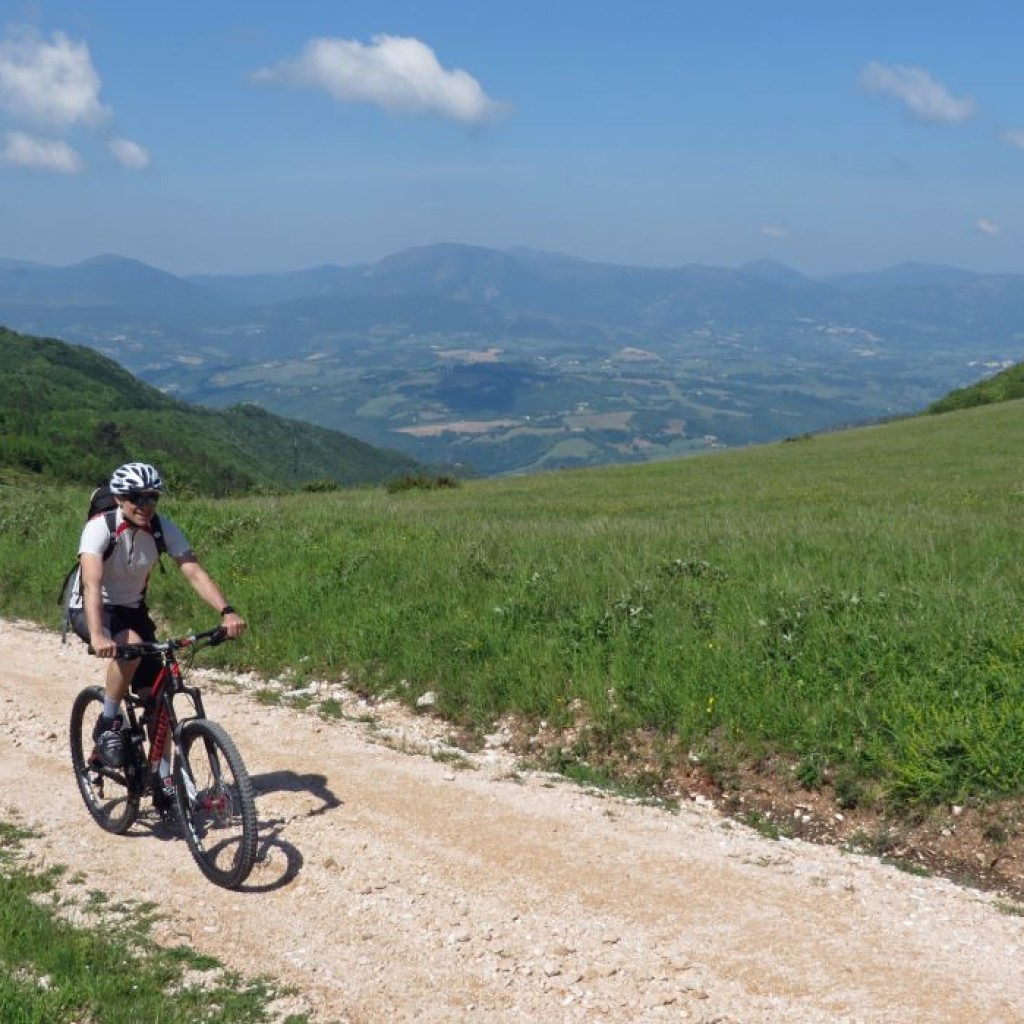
[0,817,310,1024]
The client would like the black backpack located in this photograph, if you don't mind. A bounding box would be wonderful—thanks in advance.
[58,485,167,641]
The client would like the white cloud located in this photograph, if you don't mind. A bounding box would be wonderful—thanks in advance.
[859,61,975,125]
[976,218,1000,236]
[759,224,790,239]
[253,34,507,126]
[107,136,150,170]
[2,129,82,173]
[1002,128,1024,150]
[0,26,149,174]
[0,28,108,127]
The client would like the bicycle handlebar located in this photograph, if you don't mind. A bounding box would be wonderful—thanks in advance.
[88,626,229,660]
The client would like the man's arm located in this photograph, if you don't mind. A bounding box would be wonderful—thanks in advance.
[80,553,117,657]
[176,554,247,638]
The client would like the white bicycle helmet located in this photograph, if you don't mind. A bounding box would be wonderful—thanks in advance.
[109,462,164,494]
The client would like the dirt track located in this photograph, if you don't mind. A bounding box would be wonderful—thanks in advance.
[2,617,1023,1023]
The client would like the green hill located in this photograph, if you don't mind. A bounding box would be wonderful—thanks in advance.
[3,389,1024,892]
[0,326,422,494]
[927,360,1024,413]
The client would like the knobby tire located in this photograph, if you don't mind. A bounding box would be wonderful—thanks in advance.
[69,685,140,834]
[174,718,258,889]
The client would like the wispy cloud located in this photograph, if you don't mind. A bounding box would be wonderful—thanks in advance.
[1001,128,1024,150]
[859,61,975,125]
[975,218,1000,236]
[253,34,508,126]
[759,224,790,240]
[1,129,82,173]
[0,26,147,172]
[107,136,150,170]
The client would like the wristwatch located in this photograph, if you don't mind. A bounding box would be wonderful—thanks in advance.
[220,605,236,616]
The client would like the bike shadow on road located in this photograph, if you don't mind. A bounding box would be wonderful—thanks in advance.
[128,771,342,892]
[240,769,344,892]
[135,808,301,893]
[251,769,343,819]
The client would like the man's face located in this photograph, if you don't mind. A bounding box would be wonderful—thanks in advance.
[119,491,160,526]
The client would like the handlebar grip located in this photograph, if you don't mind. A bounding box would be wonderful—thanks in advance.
[86,643,146,659]
[207,626,229,646]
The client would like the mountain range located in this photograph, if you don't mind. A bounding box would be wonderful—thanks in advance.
[2,244,1023,475]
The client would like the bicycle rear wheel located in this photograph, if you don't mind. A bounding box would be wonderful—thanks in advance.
[69,686,141,834]
[174,718,258,889]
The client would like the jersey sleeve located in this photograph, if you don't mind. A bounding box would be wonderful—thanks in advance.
[158,516,193,559]
[78,517,111,557]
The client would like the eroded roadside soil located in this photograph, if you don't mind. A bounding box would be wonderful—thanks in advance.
[2,618,1023,1023]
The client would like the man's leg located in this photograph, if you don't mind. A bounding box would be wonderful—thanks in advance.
[93,624,144,767]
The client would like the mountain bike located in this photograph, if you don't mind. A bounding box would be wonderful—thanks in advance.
[69,626,258,889]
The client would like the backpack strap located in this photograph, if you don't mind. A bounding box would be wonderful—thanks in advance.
[103,510,167,564]
[150,513,168,560]
[102,509,120,561]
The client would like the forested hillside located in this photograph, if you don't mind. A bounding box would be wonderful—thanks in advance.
[0,327,422,494]
[927,360,1024,413]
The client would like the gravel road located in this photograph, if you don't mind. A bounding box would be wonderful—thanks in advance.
[1,618,1022,1023]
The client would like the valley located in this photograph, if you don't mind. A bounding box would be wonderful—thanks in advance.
[3,244,1023,475]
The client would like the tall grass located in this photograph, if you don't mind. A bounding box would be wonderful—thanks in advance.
[3,401,1024,808]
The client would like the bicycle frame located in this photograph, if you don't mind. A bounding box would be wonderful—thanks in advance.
[113,630,221,797]
[123,638,209,782]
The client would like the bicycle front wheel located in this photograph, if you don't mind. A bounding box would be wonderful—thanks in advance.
[174,718,258,889]
[69,686,141,834]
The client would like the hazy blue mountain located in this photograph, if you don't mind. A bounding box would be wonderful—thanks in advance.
[187,263,366,306]
[6,245,1024,338]
[3,243,1024,476]
[0,253,221,313]
[824,263,983,290]
[737,259,817,288]
[0,257,45,271]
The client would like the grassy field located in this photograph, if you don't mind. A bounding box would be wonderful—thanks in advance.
[0,819,306,1023]
[3,399,1024,811]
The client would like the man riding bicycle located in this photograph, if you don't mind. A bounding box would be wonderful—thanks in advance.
[68,462,246,798]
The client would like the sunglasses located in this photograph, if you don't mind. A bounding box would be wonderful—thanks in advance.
[125,492,160,507]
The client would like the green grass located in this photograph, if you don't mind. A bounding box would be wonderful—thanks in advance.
[4,399,1024,810]
[0,817,308,1024]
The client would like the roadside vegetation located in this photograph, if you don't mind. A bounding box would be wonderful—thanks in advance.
[0,817,308,1023]
[3,398,1024,817]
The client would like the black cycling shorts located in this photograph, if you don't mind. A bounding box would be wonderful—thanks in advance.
[70,604,157,647]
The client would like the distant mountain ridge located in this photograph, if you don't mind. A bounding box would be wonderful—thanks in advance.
[3,244,1024,476]
[5,244,1023,328]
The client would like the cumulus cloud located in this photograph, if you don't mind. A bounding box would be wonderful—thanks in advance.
[0,28,108,127]
[1002,128,1024,150]
[107,136,150,170]
[759,224,790,239]
[253,34,507,125]
[2,129,82,173]
[859,61,975,125]
[0,26,148,173]
[975,218,1000,236]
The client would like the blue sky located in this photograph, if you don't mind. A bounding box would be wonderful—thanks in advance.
[2,1,1022,276]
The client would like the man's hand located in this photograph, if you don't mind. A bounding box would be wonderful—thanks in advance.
[221,611,247,640]
[91,634,118,658]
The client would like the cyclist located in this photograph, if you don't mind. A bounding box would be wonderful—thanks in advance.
[68,462,246,797]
